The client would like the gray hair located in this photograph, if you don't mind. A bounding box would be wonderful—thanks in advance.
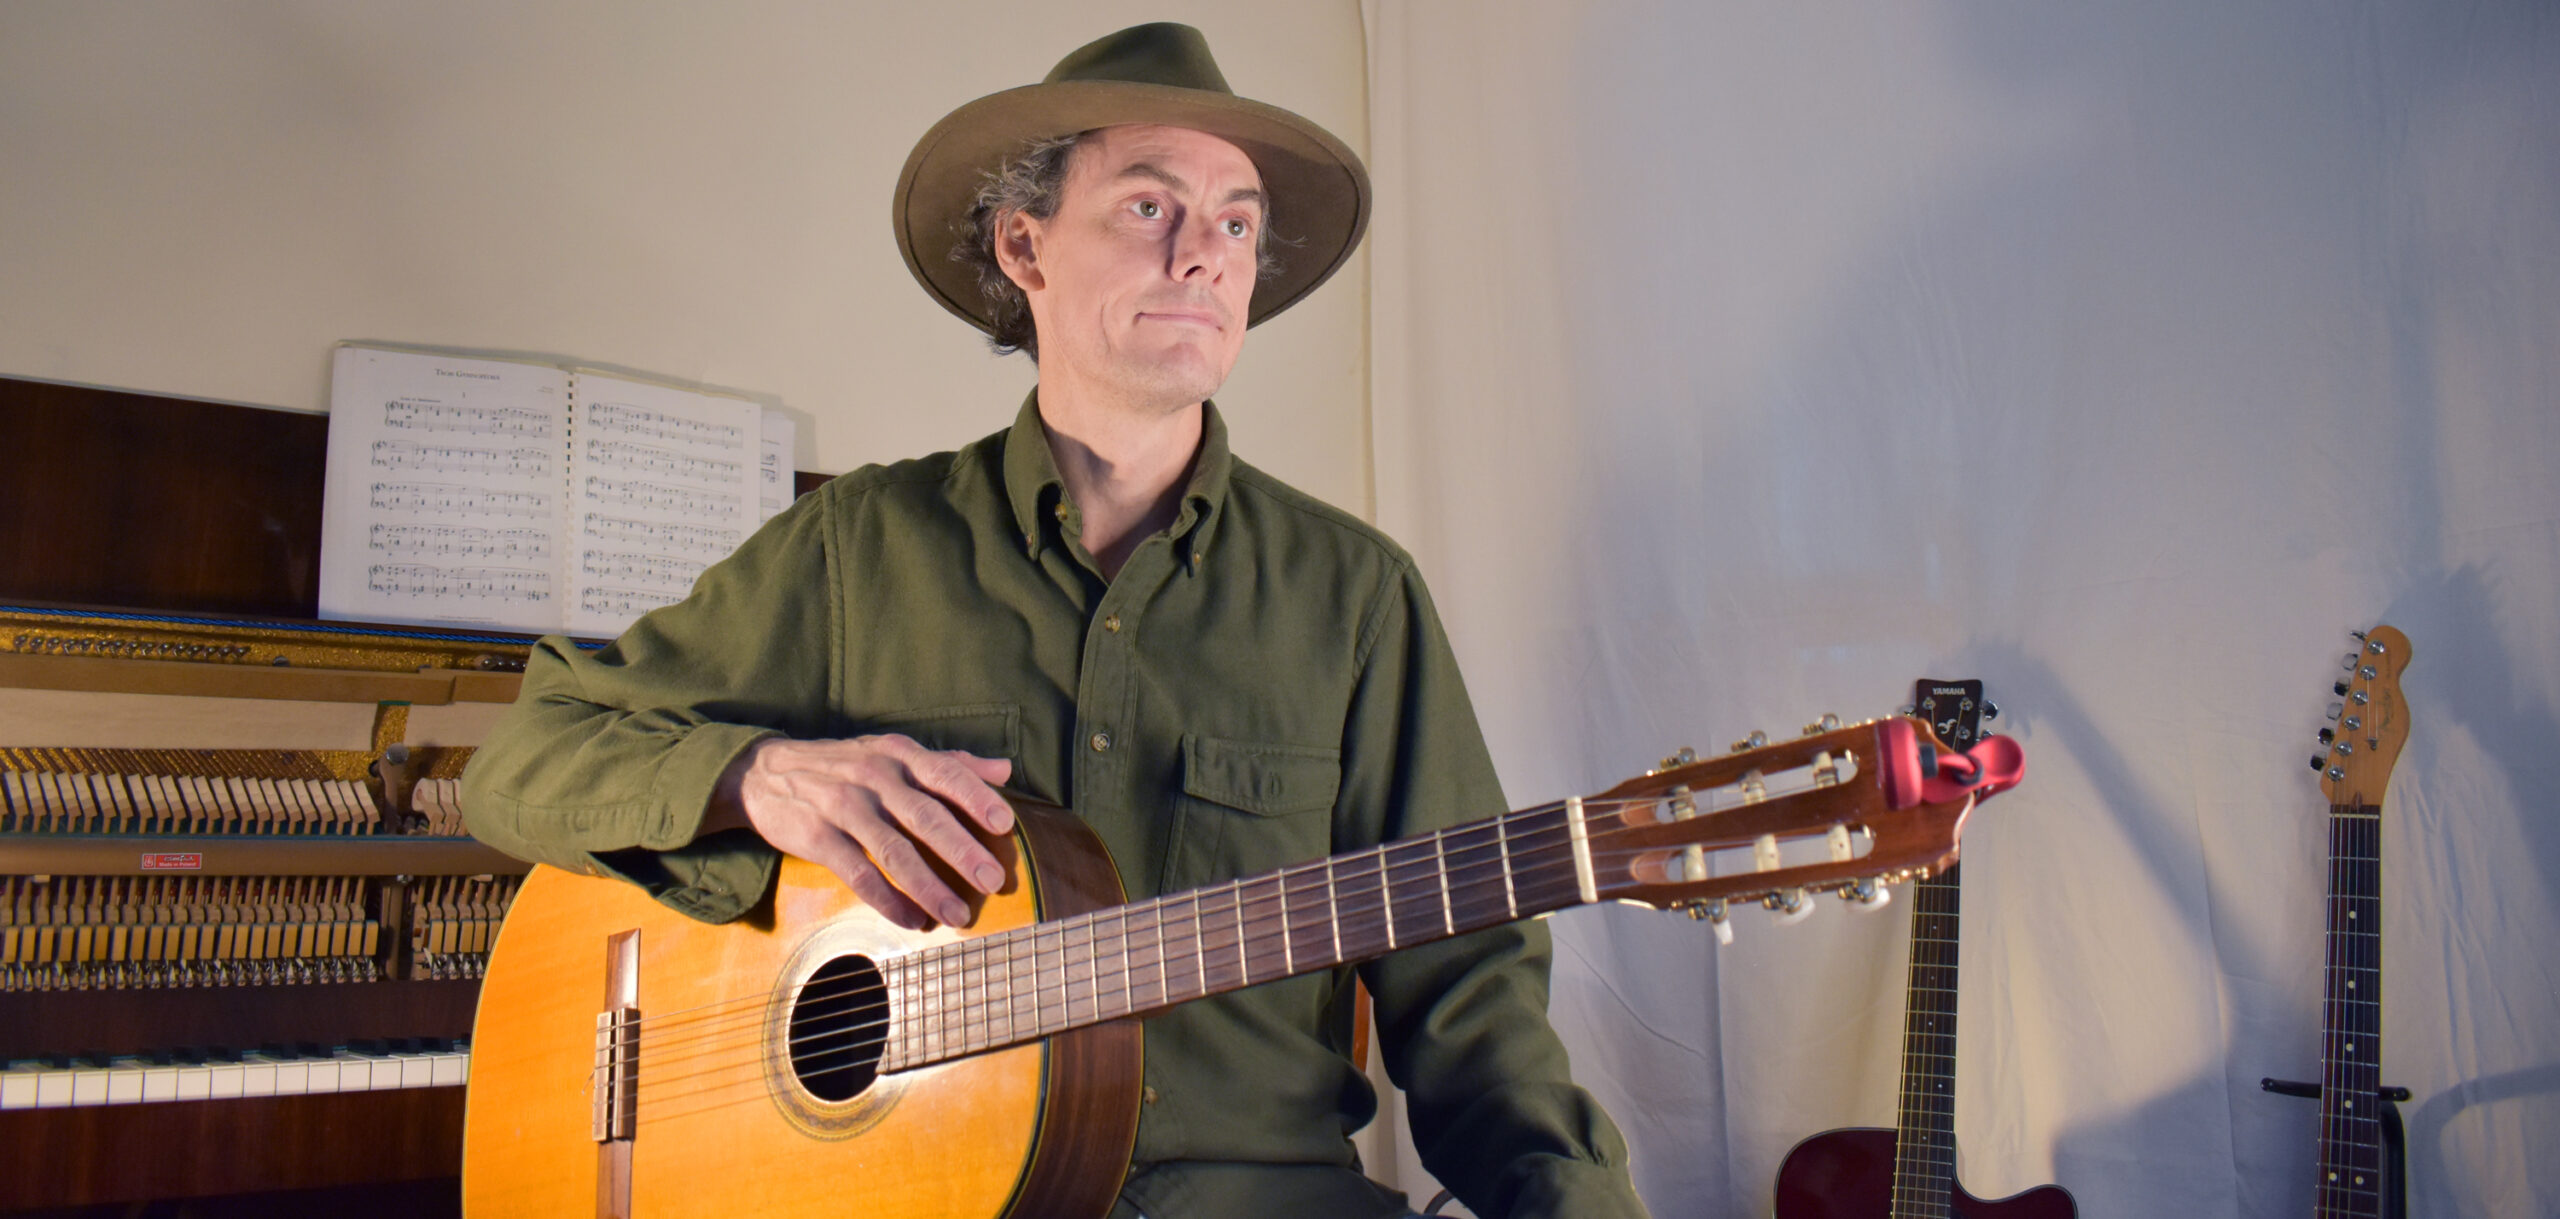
[952,131,1286,358]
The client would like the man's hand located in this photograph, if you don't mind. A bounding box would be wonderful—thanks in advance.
[705,735,1015,930]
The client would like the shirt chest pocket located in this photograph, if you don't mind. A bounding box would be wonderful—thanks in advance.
[1163,734,1342,891]
[860,703,1022,768]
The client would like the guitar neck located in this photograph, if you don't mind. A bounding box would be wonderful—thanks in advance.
[879,803,1587,1072]
[1889,864,1963,1219]
[2315,801,2384,1218]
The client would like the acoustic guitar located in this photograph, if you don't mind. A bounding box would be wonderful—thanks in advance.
[2302,626,2413,1217]
[1771,679,2075,1219]
[462,714,2021,1218]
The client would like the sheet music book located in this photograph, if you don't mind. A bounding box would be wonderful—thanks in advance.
[318,345,798,637]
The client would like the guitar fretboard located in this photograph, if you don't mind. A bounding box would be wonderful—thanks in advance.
[1889,866,1961,1219]
[2315,803,2384,1219]
[877,804,1586,1071]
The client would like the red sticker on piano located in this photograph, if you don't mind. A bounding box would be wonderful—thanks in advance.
[140,852,203,871]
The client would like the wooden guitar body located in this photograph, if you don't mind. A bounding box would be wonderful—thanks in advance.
[460,800,1138,1219]
[1773,1127,2078,1219]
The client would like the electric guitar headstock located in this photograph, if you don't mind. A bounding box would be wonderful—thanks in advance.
[1579,713,2023,942]
[2313,625,2413,809]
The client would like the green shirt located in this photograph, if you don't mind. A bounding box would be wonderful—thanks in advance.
[462,393,1647,1219]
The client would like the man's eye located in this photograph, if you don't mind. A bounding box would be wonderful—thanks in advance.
[1136,200,1161,218]
[1225,218,1250,238]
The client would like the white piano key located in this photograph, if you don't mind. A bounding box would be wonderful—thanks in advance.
[143,1067,178,1102]
[208,1064,244,1099]
[1,1071,36,1110]
[175,1066,211,1101]
[272,1061,310,1096]
[431,1052,468,1087]
[305,1058,342,1094]
[241,1063,277,1097]
[36,1070,74,1108]
[71,1069,109,1106]
[107,1069,144,1104]
[367,1056,401,1091]
[397,1054,433,1088]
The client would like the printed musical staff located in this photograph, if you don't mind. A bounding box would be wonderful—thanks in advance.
[382,398,555,438]
[584,439,741,484]
[369,440,552,478]
[367,565,551,603]
[367,482,551,520]
[576,550,706,590]
[582,476,740,523]
[584,401,746,447]
[579,513,741,557]
[578,587,684,619]
[369,524,552,562]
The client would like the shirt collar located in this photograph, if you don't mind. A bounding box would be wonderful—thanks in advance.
[1002,387,1233,572]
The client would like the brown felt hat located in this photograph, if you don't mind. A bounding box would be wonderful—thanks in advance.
[894,22,1371,335]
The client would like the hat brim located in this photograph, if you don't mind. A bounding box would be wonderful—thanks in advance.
[894,80,1370,336]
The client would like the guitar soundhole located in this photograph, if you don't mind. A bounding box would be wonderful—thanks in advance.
[787,953,888,1102]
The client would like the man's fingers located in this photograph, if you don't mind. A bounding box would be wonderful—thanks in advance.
[902,748,1017,837]
[874,784,1008,900]
[838,798,976,927]
[789,823,933,931]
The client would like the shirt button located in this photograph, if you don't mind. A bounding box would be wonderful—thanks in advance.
[1090,731,1113,753]
[1103,614,1122,633]
[1053,502,1068,521]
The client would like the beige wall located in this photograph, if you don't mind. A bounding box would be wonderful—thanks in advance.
[0,1,1373,514]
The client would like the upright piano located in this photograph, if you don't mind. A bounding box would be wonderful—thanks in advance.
[0,603,535,1211]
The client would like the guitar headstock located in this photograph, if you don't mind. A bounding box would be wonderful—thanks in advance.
[2314,625,2413,809]
[1580,714,2022,940]
[1906,677,1996,751]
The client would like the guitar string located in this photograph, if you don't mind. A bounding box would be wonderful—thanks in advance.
[590,790,1628,1057]
[616,827,1829,1119]
[515,757,1924,1122]
[1890,874,1960,1206]
[595,766,1845,1046]
[598,798,1588,1070]
[625,839,1682,1129]
[619,803,1682,1078]
[622,821,1614,1091]
[582,775,1916,1114]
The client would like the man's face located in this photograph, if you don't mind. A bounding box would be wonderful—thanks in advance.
[1007,124,1264,413]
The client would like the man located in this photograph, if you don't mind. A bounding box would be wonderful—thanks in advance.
[463,23,1648,1219]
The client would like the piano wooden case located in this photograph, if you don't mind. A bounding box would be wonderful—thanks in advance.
[0,604,533,1210]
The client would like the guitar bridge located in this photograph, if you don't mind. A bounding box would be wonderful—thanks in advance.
[591,1006,638,1143]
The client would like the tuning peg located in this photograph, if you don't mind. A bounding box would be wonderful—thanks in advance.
[1897,703,1917,717]
[2311,755,2329,772]
[2317,727,2335,744]
[1687,899,1734,945]
[1766,889,1815,926]
[1800,714,1841,737]
[2351,629,2369,641]
[2327,702,2344,721]
[1843,878,1893,911]
[1730,731,1768,753]
[1980,701,2000,722]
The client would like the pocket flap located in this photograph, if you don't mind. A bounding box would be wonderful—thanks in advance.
[1182,734,1342,817]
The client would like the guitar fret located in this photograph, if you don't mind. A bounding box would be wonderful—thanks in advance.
[1433,832,1454,936]
[1496,813,1518,918]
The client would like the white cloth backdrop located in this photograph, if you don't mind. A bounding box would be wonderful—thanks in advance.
[1362,3,2559,1215]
